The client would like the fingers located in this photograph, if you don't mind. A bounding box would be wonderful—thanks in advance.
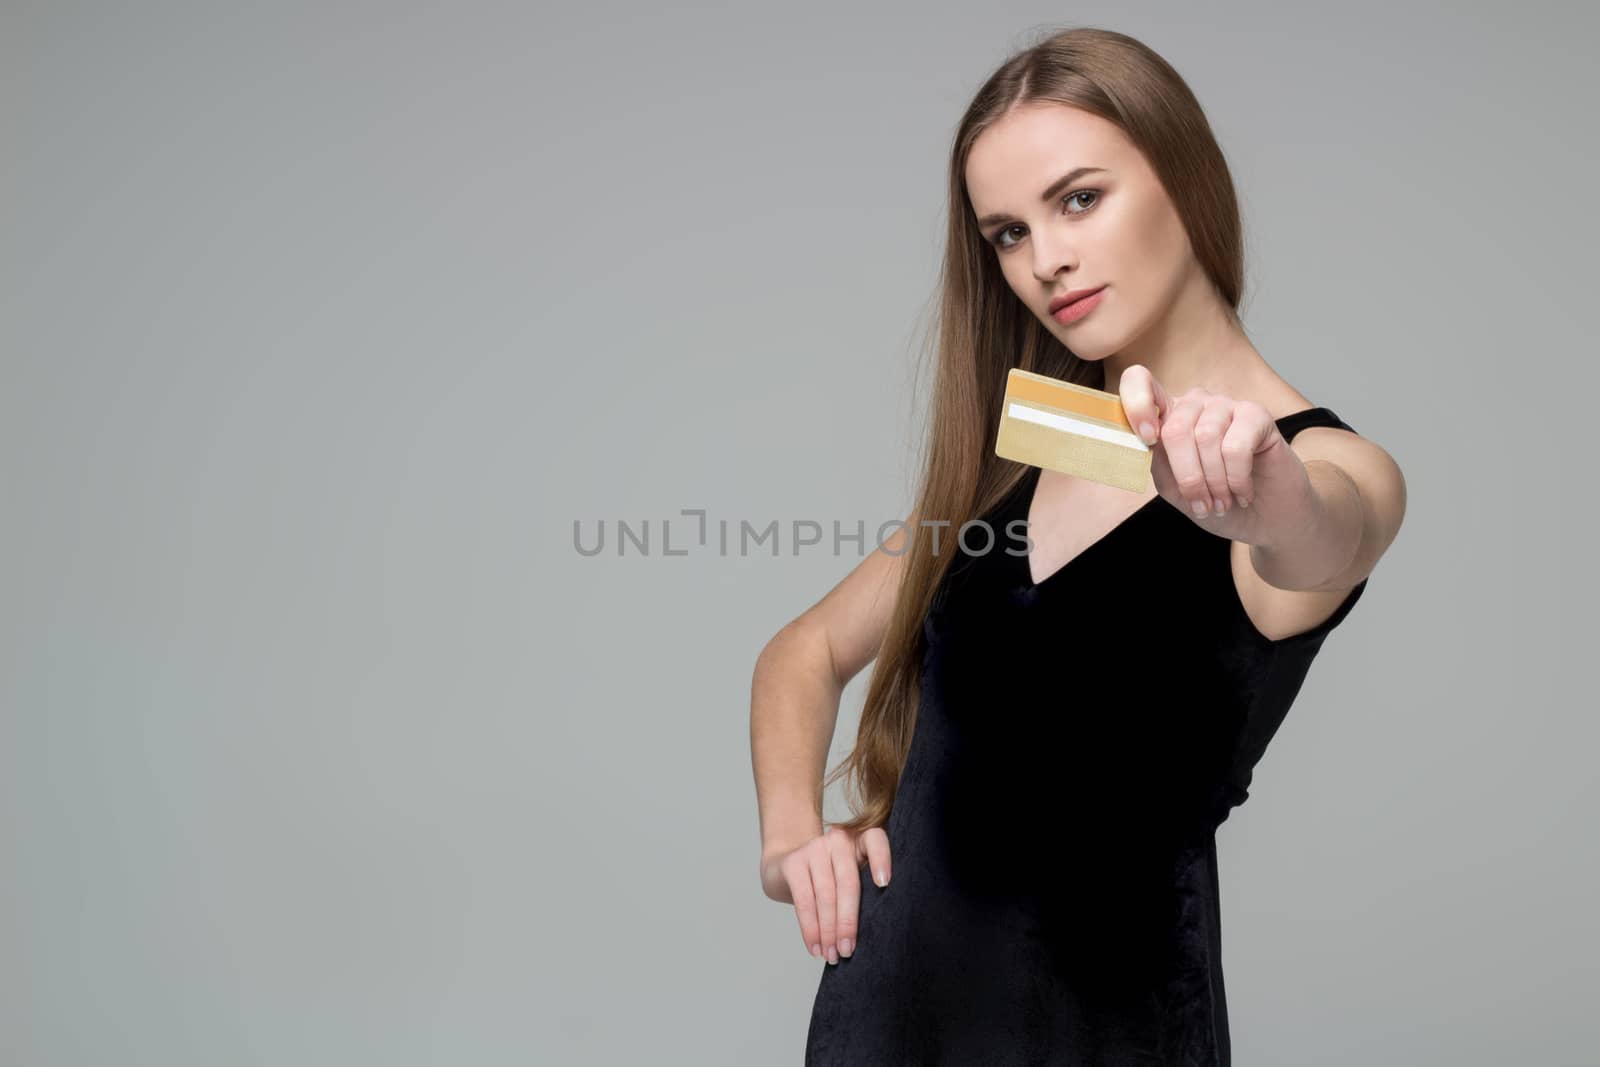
[783,847,825,962]
[1160,400,1213,519]
[1156,391,1273,518]
[1117,364,1169,446]
[1192,399,1234,516]
[785,827,893,966]
[1220,404,1270,508]
[830,826,893,962]
[810,839,840,965]
[829,833,862,961]
[859,826,892,890]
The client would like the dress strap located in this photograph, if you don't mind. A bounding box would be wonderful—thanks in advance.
[1279,406,1357,443]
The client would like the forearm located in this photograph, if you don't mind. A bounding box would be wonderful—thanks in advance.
[1248,458,1366,591]
[750,623,842,860]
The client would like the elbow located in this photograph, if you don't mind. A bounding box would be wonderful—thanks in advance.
[754,616,838,695]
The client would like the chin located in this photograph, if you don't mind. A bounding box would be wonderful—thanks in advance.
[1053,329,1114,362]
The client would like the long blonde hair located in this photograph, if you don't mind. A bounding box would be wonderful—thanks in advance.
[824,25,1248,835]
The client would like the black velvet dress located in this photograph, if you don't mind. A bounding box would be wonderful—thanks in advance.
[805,407,1369,1066]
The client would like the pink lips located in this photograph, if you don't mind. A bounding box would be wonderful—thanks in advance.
[1051,286,1105,325]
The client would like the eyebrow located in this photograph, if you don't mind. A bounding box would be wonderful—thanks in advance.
[974,166,1109,229]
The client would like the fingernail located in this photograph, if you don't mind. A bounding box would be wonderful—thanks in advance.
[1140,421,1155,444]
[840,938,853,956]
[1213,498,1226,515]
[811,943,822,958]
[1238,497,1249,508]
[874,869,886,887]
[827,946,838,965]
[1190,499,1208,517]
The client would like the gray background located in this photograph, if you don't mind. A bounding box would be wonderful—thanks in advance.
[3,2,1595,1064]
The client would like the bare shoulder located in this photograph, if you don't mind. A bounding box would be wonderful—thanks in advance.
[1284,418,1408,564]
[1228,399,1408,642]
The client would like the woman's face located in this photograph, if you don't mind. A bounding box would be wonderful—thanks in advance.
[964,103,1194,360]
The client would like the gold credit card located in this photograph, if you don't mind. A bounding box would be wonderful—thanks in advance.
[993,368,1152,493]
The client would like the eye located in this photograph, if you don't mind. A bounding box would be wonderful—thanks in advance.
[989,189,1100,250]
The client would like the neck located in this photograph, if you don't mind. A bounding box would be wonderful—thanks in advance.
[1096,266,1268,400]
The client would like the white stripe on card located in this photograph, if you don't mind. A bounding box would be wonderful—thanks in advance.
[1006,402,1150,451]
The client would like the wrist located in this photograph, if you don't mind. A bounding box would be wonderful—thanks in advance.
[761,826,823,866]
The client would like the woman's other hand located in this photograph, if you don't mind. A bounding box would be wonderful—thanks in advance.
[760,825,892,964]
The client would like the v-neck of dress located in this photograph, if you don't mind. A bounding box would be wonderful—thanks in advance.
[1013,406,1332,593]
[1016,465,1163,591]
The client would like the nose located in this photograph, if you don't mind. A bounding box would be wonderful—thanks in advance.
[1029,226,1078,284]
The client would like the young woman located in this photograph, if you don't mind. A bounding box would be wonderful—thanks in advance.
[750,26,1406,1065]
